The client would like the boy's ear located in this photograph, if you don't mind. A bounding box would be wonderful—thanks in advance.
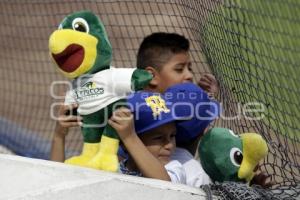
[145,66,160,87]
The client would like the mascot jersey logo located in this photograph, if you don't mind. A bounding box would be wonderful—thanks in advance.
[145,95,170,117]
[74,81,104,100]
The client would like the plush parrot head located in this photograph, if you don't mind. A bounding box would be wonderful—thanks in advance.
[49,10,112,79]
[198,127,268,183]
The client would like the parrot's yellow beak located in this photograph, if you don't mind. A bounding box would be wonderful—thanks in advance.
[49,29,98,79]
[238,133,268,182]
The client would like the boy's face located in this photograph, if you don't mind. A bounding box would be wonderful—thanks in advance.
[155,52,193,93]
[139,122,176,165]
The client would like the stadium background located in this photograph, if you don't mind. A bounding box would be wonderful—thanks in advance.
[0,0,299,198]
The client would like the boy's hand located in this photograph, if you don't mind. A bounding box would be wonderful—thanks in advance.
[55,103,82,137]
[198,74,219,98]
[250,166,275,188]
[108,107,135,141]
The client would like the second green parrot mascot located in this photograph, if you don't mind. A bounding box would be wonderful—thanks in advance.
[198,127,268,183]
[49,11,152,171]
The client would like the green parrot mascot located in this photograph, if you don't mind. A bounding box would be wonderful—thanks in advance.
[198,127,268,183]
[49,10,152,172]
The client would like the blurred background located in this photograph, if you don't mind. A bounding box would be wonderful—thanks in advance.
[0,0,299,197]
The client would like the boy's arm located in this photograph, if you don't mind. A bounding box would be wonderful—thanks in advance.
[109,108,171,181]
[50,103,81,162]
[122,133,171,181]
[51,123,67,162]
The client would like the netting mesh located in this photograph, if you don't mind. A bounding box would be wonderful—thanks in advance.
[204,182,300,200]
[0,0,299,198]
[199,0,300,192]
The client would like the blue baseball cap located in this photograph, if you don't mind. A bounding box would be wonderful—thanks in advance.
[164,83,221,145]
[126,91,186,134]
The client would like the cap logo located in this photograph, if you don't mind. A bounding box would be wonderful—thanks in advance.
[145,95,170,117]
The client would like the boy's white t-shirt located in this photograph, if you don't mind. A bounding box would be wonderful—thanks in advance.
[165,160,187,184]
[165,147,211,187]
[65,67,135,115]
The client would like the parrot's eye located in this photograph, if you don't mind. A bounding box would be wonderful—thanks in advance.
[72,18,89,33]
[230,147,243,167]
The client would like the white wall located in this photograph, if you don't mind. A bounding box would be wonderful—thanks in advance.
[0,154,214,200]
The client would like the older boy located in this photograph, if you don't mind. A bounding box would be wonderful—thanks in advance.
[136,32,219,154]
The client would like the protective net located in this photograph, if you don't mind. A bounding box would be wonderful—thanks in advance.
[202,182,300,200]
[0,0,299,199]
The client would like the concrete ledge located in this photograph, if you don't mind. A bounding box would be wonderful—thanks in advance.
[0,154,213,200]
[0,145,14,155]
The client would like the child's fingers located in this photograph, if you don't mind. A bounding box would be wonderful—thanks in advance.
[113,107,132,119]
[198,75,212,83]
[59,103,77,113]
[119,108,132,118]
[203,74,219,88]
[58,115,82,122]
[198,81,211,90]
[198,74,219,96]
[202,73,215,82]
[121,107,131,115]
[108,119,116,129]
[118,111,133,122]
[108,118,114,126]
[58,104,78,119]
[115,107,131,116]
[250,172,274,188]
[111,110,122,121]
[67,103,78,109]
[199,75,210,82]
[60,121,81,128]
[108,118,122,130]
[199,77,213,85]
[76,116,83,121]
[110,114,123,124]
[59,115,82,127]
[199,74,218,86]
[198,80,211,87]
[264,180,276,188]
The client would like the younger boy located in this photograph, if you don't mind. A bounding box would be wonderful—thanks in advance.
[110,86,216,186]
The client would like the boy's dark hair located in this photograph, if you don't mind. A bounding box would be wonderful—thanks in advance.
[136,32,190,70]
